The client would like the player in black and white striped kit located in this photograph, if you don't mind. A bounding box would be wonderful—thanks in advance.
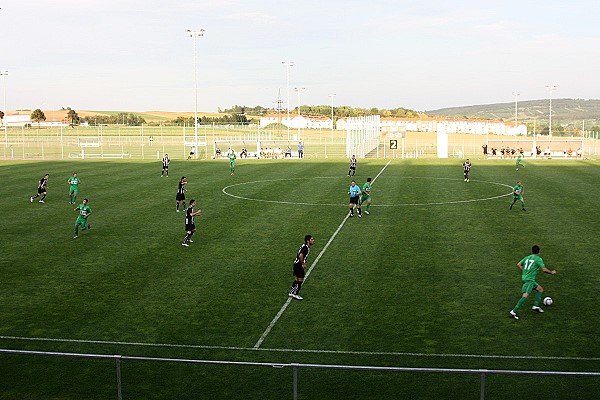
[182,199,201,247]
[161,154,170,177]
[30,174,49,203]
[463,159,472,182]
[176,176,186,212]
[348,155,357,177]
[288,235,315,300]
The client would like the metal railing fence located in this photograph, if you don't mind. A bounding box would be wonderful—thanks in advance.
[1,348,598,400]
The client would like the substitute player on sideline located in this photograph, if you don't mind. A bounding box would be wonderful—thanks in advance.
[510,245,556,319]
[348,180,362,217]
[288,235,315,300]
[161,154,170,177]
[181,199,201,247]
[360,177,373,214]
[30,174,49,203]
[73,198,92,239]
[67,172,81,204]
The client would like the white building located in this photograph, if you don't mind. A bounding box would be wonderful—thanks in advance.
[259,114,333,130]
[337,117,527,136]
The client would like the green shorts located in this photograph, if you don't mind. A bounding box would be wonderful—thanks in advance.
[360,195,371,204]
[69,187,79,195]
[521,280,540,294]
[513,195,523,202]
[229,161,235,167]
[75,217,88,229]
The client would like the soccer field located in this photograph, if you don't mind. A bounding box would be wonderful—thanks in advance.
[0,158,599,399]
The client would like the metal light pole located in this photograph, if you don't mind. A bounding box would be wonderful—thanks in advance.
[328,94,336,144]
[512,91,520,133]
[187,29,205,158]
[545,84,557,137]
[1,70,7,149]
[282,62,294,140]
[294,87,305,139]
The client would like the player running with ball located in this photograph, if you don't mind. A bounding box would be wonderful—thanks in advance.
[73,198,92,239]
[510,244,556,319]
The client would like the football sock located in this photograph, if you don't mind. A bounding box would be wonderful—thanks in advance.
[74,226,79,235]
[183,233,190,244]
[295,281,303,295]
[289,281,298,295]
[534,291,542,307]
[41,194,46,201]
[350,208,354,215]
[357,208,362,215]
[366,203,371,212]
[183,202,186,210]
[514,297,527,311]
[32,194,39,199]
[176,203,179,211]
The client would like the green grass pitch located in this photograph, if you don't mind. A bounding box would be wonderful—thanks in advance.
[0,158,599,399]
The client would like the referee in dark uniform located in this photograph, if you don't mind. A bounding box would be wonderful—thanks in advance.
[182,199,201,247]
[288,235,315,300]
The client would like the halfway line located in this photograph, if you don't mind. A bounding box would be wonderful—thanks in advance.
[253,160,392,349]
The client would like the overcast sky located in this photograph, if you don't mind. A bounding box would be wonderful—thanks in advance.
[1,0,599,113]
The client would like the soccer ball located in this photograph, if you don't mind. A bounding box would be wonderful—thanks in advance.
[543,297,553,306]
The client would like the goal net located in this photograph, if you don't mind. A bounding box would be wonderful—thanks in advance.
[346,115,381,158]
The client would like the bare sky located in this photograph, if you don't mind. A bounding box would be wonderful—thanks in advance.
[1,0,599,112]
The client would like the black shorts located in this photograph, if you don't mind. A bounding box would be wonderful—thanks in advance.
[293,263,305,278]
[349,196,359,205]
[185,223,195,232]
[176,193,185,201]
[38,187,46,194]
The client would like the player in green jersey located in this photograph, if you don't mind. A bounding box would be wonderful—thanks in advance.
[510,245,556,319]
[509,180,526,211]
[67,172,81,204]
[360,177,372,215]
[228,149,237,176]
[515,152,525,171]
[73,198,92,239]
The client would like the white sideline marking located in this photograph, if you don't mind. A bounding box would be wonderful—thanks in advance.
[1,335,598,361]
[252,161,391,349]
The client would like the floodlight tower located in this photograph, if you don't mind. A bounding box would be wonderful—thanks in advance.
[545,84,557,137]
[186,29,205,156]
[512,91,520,133]
[294,87,305,138]
[282,62,294,140]
[328,94,336,144]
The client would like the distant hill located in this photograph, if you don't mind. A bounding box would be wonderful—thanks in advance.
[426,99,600,126]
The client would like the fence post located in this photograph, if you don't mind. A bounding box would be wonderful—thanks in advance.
[292,364,298,400]
[480,370,487,400]
[116,356,123,400]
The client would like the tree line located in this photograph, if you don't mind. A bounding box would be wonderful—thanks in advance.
[219,104,422,118]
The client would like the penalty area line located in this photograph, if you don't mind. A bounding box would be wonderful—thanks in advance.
[252,160,392,349]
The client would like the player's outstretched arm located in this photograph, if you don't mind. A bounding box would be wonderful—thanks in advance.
[542,267,556,275]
